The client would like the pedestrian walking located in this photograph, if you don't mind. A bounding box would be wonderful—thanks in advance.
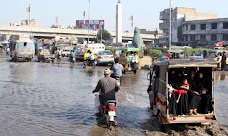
[221,51,227,71]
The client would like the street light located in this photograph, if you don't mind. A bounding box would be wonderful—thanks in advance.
[154,28,158,45]
[169,0,172,50]
[87,0,91,44]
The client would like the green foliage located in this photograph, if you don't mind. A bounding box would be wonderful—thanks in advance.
[183,48,212,57]
[97,29,113,42]
[105,46,116,53]
[144,48,162,58]
[144,47,167,56]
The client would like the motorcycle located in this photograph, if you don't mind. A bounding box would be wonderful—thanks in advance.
[69,56,75,64]
[57,54,61,62]
[115,77,121,86]
[98,99,117,129]
[83,59,96,69]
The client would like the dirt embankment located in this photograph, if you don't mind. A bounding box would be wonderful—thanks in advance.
[142,116,228,136]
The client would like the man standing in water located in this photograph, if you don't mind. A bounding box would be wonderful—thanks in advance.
[93,69,119,106]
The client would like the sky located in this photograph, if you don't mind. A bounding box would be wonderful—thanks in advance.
[0,0,228,32]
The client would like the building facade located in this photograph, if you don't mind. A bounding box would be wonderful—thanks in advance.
[182,18,228,46]
[159,7,217,45]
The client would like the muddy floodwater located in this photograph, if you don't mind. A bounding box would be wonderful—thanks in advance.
[0,54,228,136]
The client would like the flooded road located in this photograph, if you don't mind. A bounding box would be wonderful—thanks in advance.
[0,54,228,136]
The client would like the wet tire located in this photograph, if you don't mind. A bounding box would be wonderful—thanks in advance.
[92,63,96,69]
[83,61,87,68]
[123,70,126,74]
[14,57,18,62]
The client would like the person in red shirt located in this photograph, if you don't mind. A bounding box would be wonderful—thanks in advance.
[175,79,189,103]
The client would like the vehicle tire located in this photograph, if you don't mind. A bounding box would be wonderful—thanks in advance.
[83,61,87,68]
[157,111,163,128]
[14,57,18,62]
[133,70,137,74]
[92,62,96,69]
[123,70,126,74]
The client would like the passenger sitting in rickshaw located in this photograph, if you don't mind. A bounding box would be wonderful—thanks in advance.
[126,53,131,67]
[169,77,190,116]
[169,68,214,116]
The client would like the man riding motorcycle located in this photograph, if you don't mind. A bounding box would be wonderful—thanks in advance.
[88,50,95,65]
[92,69,119,108]
[110,58,124,85]
[56,48,62,60]
[70,50,75,63]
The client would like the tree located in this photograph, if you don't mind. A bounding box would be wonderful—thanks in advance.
[96,29,113,43]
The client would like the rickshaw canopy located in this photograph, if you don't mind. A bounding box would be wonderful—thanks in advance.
[154,59,217,68]
[117,47,141,52]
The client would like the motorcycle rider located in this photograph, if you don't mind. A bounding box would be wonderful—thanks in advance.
[56,48,62,60]
[92,69,119,108]
[110,58,124,84]
[88,50,95,65]
[70,50,75,63]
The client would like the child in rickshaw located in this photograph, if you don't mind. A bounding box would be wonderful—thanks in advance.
[176,78,190,115]
[175,78,189,103]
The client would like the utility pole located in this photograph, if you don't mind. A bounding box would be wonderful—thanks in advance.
[169,0,172,50]
[27,4,31,26]
[100,16,103,43]
[56,16,59,27]
[87,0,91,44]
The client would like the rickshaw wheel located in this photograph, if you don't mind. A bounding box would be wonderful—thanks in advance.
[123,70,126,74]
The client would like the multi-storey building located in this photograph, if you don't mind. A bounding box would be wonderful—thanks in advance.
[159,7,217,45]
[182,18,228,46]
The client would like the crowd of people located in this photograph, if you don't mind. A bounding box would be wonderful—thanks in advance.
[169,70,213,116]
[217,51,227,71]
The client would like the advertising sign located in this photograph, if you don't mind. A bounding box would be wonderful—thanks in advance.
[76,20,104,30]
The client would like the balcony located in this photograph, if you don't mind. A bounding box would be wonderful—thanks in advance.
[160,12,169,20]
[159,22,176,30]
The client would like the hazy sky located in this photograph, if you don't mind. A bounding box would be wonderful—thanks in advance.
[1,0,228,32]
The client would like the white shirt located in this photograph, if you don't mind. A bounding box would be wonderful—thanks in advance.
[90,53,95,60]
[217,56,222,63]
[132,55,138,63]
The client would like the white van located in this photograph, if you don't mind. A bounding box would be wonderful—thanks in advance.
[85,43,105,54]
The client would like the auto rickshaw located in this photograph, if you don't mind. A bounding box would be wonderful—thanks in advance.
[37,46,55,63]
[75,47,97,61]
[147,59,217,131]
[118,47,141,74]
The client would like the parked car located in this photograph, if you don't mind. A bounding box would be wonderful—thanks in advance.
[96,50,114,65]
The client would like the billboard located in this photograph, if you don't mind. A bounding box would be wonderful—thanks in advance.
[76,20,104,30]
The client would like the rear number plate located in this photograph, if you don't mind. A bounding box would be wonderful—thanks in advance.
[108,111,116,116]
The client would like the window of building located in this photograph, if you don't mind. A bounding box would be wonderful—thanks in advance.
[186,25,188,31]
[223,22,228,29]
[190,25,196,30]
[211,23,217,29]
[190,35,195,41]
[200,35,206,40]
[223,34,228,40]
[200,24,206,30]
[211,35,217,41]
